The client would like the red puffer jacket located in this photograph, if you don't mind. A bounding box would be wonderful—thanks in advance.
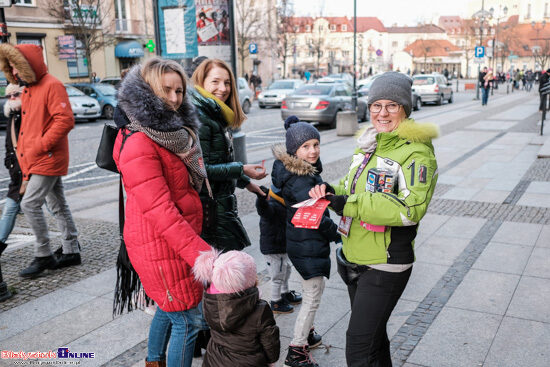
[113,130,211,312]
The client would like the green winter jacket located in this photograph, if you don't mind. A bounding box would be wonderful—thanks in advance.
[190,88,251,251]
[333,120,438,265]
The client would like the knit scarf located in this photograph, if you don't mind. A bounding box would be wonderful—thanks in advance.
[194,85,236,127]
[126,119,212,196]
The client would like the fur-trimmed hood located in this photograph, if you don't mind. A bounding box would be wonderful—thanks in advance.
[0,44,46,85]
[271,143,319,176]
[356,119,439,144]
[117,65,200,132]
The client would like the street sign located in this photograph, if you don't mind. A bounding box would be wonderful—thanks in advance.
[376,49,383,57]
[475,46,485,58]
[146,39,155,53]
[474,57,485,64]
[249,43,258,54]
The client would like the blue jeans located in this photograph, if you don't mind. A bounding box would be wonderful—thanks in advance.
[481,87,489,105]
[147,303,208,367]
[0,197,20,243]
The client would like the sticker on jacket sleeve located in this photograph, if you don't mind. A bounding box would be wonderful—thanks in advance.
[419,165,427,183]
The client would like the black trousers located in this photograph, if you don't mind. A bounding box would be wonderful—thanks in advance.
[345,267,412,367]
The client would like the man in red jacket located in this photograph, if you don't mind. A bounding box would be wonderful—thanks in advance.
[0,44,81,278]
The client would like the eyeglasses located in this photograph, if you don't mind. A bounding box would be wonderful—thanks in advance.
[7,92,21,98]
[369,103,401,114]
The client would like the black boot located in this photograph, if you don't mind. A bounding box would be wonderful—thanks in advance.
[0,241,7,257]
[54,246,81,268]
[307,327,322,349]
[284,345,319,367]
[281,290,302,305]
[19,255,58,279]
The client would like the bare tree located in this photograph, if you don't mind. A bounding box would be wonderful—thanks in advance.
[417,38,431,72]
[47,0,114,82]
[235,0,263,77]
[311,20,327,75]
[276,0,295,78]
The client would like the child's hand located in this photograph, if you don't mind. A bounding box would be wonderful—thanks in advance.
[244,164,268,180]
[309,184,328,199]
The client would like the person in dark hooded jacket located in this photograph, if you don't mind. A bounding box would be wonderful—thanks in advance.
[0,83,24,256]
[272,116,340,367]
[193,249,280,367]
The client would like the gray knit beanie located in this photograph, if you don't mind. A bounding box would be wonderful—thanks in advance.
[368,72,413,117]
[284,115,320,155]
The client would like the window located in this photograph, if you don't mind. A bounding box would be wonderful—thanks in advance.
[342,25,347,31]
[294,26,300,32]
[546,3,549,17]
[330,24,336,31]
[14,0,34,5]
[67,38,88,78]
[115,0,127,32]
[305,25,311,32]
[392,41,398,47]
[527,3,531,19]
[342,50,350,57]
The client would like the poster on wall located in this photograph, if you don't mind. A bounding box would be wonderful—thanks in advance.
[158,0,199,59]
[195,0,231,63]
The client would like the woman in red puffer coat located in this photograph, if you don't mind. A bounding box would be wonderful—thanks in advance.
[113,58,211,367]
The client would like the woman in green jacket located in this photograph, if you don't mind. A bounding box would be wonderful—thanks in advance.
[190,59,266,252]
[310,72,438,367]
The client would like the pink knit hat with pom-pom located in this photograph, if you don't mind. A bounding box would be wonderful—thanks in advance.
[193,249,257,294]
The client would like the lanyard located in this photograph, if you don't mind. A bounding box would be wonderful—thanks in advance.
[350,153,372,194]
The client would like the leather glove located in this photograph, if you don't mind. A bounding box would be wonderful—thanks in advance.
[327,195,348,216]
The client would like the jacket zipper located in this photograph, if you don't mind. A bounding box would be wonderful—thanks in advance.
[159,266,173,302]
[382,192,411,217]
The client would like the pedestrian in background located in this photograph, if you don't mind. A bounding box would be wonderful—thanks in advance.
[539,69,550,111]
[0,83,24,257]
[113,58,212,367]
[482,68,493,106]
[190,59,267,252]
[255,182,302,314]
[309,72,438,367]
[0,43,81,278]
[193,249,280,367]
[273,116,340,367]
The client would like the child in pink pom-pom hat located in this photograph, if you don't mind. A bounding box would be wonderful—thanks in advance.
[193,249,280,367]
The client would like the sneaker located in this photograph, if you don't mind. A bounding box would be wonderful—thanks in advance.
[281,290,302,305]
[307,328,322,349]
[270,299,294,314]
[54,246,81,268]
[284,345,319,367]
[0,241,7,257]
[19,256,58,279]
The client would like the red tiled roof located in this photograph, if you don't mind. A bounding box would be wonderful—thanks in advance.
[404,39,462,57]
[438,16,462,32]
[497,22,550,57]
[387,24,446,33]
[355,17,386,32]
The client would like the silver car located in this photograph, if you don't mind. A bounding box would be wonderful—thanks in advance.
[281,83,368,128]
[258,79,303,108]
[237,77,253,114]
[65,85,101,121]
[412,74,453,105]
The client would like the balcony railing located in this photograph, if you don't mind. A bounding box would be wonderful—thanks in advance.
[115,18,145,35]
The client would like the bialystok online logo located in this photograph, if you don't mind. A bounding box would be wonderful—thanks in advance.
[1,348,95,360]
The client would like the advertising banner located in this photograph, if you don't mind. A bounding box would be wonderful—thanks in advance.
[195,0,231,63]
[158,0,199,59]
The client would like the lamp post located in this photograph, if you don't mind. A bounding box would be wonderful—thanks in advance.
[352,0,357,110]
[473,0,492,100]
[531,20,547,71]
[490,6,508,73]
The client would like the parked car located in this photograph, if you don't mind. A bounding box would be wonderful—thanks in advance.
[100,77,121,87]
[257,79,303,108]
[237,77,253,114]
[356,74,382,94]
[327,73,353,86]
[281,83,368,128]
[412,74,453,105]
[358,84,422,112]
[71,83,117,119]
[65,85,101,122]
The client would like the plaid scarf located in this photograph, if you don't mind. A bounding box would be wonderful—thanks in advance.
[127,120,212,196]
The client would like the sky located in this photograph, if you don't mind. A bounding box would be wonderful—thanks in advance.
[292,0,469,26]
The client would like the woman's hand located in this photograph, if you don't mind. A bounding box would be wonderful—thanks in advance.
[246,182,266,196]
[243,164,268,180]
[309,184,328,199]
